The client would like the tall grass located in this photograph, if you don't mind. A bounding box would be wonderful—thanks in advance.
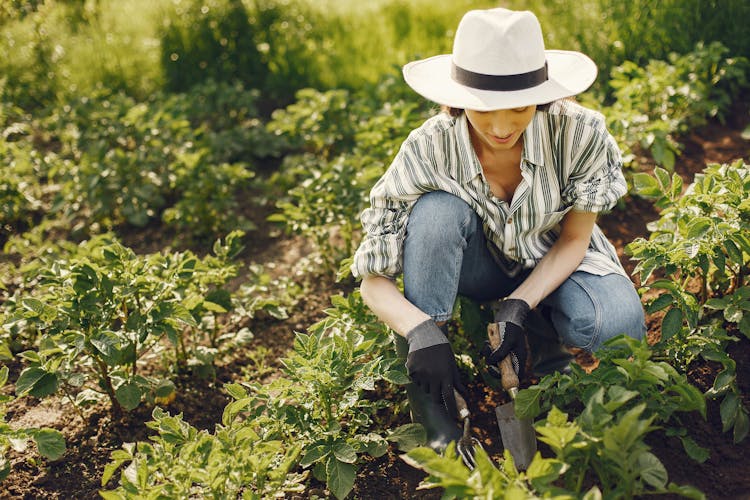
[1,0,748,108]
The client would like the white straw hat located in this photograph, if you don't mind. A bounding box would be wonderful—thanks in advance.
[403,8,597,111]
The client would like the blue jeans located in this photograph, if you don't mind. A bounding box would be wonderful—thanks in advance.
[403,191,646,352]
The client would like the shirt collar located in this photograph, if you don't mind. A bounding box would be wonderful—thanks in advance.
[454,111,547,185]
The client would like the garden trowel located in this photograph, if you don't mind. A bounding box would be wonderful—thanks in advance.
[487,322,537,470]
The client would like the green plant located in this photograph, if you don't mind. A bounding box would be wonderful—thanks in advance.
[0,366,65,482]
[403,444,578,499]
[405,408,704,499]
[595,43,749,169]
[269,84,427,272]
[627,160,750,441]
[103,291,423,499]
[100,405,307,499]
[3,231,244,414]
[244,292,417,499]
[517,336,707,461]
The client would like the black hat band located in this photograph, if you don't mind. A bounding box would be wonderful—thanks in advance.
[451,61,549,91]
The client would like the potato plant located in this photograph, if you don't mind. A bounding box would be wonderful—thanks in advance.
[268,83,429,272]
[102,291,424,499]
[584,42,748,170]
[627,160,750,441]
[0,366,65,483]
[3,231,244,414]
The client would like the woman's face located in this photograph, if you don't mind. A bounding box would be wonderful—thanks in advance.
[465,106,536,154]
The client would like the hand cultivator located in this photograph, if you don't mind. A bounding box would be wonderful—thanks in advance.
[453,390,484,469]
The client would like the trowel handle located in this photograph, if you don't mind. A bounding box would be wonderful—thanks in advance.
[454,389,470,420]
[487,323,520,393]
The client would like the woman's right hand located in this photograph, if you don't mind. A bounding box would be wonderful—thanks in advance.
[405,320,465,418]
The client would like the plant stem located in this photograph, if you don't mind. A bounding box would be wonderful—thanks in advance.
[94,355,121,416]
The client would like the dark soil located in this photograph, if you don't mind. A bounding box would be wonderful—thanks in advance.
[2,115,750,499]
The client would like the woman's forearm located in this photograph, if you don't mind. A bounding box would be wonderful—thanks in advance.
[509,211,597,309]
[359,275,431,336]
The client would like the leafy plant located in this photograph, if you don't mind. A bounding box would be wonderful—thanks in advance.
[0,366,65,482]
[627,160,750,441]
[403,444,578,499]
[596,42,749,169]
[103,291,423,499]
[3,231,244,414]
[516,336,707,459]
[405,406,704,499]
[100,405,307,499]
[269,84,427,272]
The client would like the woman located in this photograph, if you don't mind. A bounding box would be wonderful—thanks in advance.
[351,8,646,450]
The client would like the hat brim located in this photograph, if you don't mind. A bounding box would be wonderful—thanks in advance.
[403,50,597,111]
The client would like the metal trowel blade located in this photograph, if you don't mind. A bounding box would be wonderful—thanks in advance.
[495,401,537,470]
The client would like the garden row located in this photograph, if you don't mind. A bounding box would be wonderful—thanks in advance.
[1,32,748,496]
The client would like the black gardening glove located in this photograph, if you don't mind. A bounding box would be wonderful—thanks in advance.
[482,298,531,379]
[405,319,466,419]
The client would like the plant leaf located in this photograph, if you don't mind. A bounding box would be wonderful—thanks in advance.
[325,456,356,500]
[33,429,66,460]
[638,451,668,488]
[387,423,426,451]
[115,381,142,411]
[661,307,683,340]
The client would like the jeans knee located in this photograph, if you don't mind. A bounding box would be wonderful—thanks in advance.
[406,191,475,245]
[549,273,646,353]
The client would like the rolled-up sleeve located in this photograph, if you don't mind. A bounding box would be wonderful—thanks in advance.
[351,194,411,279]
[562,126,627,213]
[351,142,426,279]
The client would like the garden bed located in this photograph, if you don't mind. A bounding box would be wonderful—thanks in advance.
[2,114,749,499]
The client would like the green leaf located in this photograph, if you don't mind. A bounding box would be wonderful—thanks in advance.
[387,423,426,451]
[525,454,564,486]
[30,373,59,398]
[680,436,709,463]
[739,315,750,339]
[637,451,668,488]
[33,429,66,460]
[16,367,58,397]
[704,297,729,310]
[332,441,357,464]
[153,379,175,399]
[734,407,749,443]
[115,381,142,411]
[633,173,661,197]
[205,289,232,312]
[647,293,674,313]
[514,386,542,419]
[661,307,683,340]
[713,370,736,396]
[325,456,356,500]
[686,217,712,239]
[171,304,198,327]
[382,370,410,385]
[724,239,743,265]
[0,342,11,361]
[300,444,329,467]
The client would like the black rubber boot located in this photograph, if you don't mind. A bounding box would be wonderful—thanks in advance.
[525,308,574,377]
[394,333,462,452]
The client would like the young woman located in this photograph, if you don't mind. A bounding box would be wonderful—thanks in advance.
[351,8,646,450]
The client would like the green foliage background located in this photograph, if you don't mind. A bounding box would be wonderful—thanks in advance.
[2,0,749,108]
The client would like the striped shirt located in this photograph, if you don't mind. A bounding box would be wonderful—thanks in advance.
[351,99,628,280]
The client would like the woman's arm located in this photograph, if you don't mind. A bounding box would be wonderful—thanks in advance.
[509,210,597,308]
[359,275,431,336]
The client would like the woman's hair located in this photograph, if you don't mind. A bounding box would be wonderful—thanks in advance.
[441,100,557,117]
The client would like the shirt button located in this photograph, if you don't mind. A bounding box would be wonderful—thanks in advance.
[507,218,513,224]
